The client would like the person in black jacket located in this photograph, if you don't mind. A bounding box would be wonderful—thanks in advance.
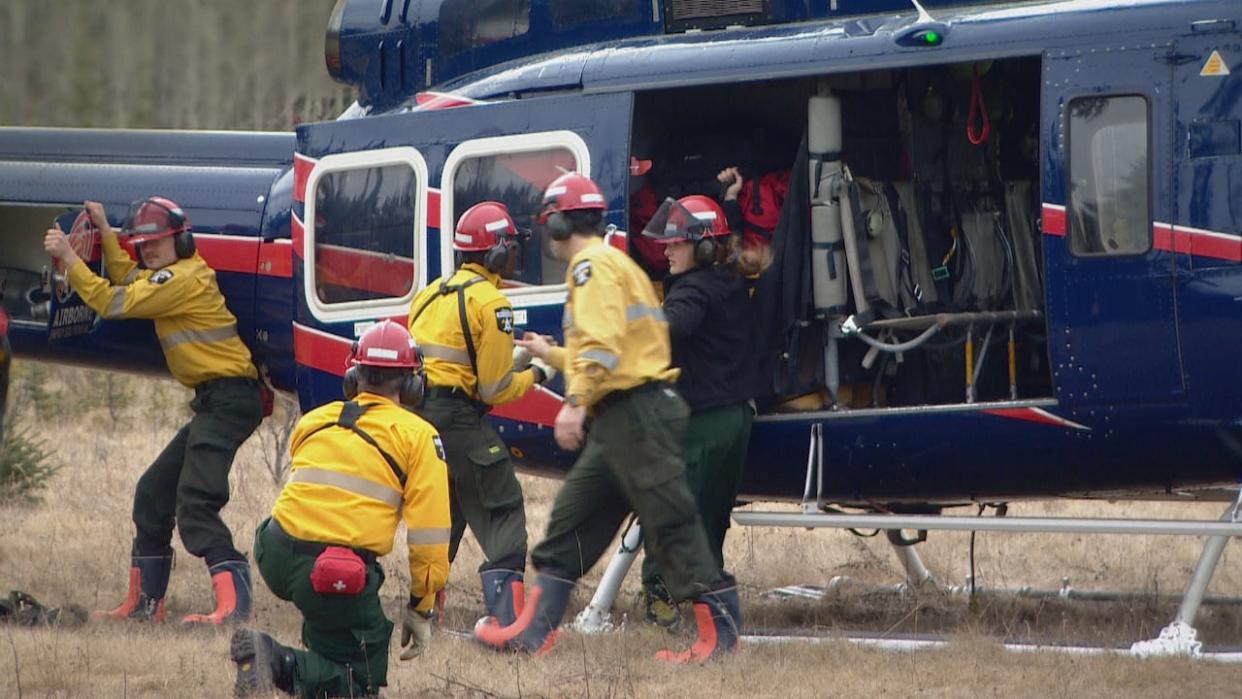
[638,194,757,628]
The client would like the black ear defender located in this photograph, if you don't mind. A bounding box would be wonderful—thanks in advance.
[482,237,516,274]
[342,341,361,399]
[341,341,426,407]
[543,211,573,241]
[693,234,718,267]
[400,351,426,408]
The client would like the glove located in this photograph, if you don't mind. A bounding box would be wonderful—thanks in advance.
[530,356,557,385]
[512,345,533,371]
[400,601,433,660]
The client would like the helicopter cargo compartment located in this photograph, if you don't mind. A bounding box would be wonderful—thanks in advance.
[631,56,1050,413]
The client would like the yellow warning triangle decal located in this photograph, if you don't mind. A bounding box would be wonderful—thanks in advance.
[1201,50,1231,77]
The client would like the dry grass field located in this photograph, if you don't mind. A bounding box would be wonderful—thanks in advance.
[3,364,1242,698]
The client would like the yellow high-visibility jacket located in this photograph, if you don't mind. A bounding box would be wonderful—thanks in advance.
[66,233,257,387]
[408,263,536,405]
[272,392,451,611]
[548,237,679,408]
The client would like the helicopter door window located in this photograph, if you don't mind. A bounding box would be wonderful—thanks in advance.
[1067,95,1151,257]
[442,131,591,297]
[305,147,428,322]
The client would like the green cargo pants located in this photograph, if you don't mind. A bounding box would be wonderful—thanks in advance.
[254,518,393,698]
[531,383,725,602]
[416,394,528,572]
[132,378,262,565]
[642,402,753,590]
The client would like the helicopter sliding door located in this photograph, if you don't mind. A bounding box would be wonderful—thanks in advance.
[291,92,633,410]
[1042,46,1184,405]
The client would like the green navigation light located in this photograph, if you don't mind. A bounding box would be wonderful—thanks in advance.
[923,31,941,45]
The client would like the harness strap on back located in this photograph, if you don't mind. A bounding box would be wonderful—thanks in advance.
[302,402,407,488]
[410,275,488,399]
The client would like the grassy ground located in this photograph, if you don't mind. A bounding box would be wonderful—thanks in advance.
[3,365,1242,697]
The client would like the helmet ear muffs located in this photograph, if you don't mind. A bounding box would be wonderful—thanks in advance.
[693,236,717,267]
[482,239,512,274]
[545,212,572,241]
[400,366,425,408]
[342,365,360,400]
[174,231,196,259]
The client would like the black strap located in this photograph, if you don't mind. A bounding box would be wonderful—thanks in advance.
[303,402,406,487]
[883,182,922,313]
[410,274,488,400]
[845,179,886,311]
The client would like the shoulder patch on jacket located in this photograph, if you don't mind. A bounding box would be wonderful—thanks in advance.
[495,307,515,334]
[432,435,446,462]
[150,269,175,285]
[571,260,592,286]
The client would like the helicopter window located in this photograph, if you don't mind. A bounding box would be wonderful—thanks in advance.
[440,0,530,57]
[442,131,591,295]
[550,0,644,27]
[305,147,428,322]
[1067,95,1151,257]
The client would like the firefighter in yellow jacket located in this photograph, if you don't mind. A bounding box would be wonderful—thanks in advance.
[408,201,554,627]
[477,173,741,663]
[230,320,450,697]
[43,198,264,626]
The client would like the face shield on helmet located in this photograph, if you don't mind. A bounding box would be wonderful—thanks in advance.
[122,197,189,245]
[641,197,729,244]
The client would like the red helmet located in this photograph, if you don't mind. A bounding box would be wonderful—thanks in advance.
[537,172,606,224]
[350,319,421,369]
[123,196,190,245]
[0,307,9,339]
[454,201,518,252]
[642,195,730,244]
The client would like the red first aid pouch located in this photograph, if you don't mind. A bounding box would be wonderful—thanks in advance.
[309,547,366,595]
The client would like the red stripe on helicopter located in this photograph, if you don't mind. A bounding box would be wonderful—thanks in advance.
[194,234,257,274]
[983,406,1090,431]
[258,239,293,278]
[293,321,560,427]
[292,214,304,259]
[1043,203,1242,262]
[293,153,316,205]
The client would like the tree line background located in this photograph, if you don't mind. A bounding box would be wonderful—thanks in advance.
[1,0,357,492]
[1,0,354,130]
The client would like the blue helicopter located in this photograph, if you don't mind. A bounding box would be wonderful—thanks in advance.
[2,0,1241,517]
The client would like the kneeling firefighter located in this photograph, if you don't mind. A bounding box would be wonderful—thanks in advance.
[408,201,555,627]
[231,320,450,697]
[639,195,758,627]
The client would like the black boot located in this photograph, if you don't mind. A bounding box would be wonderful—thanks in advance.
[231,627,296,696]
[93,543,172,623]
[474,572,574,655]
[655,584,741,663]
[480,568,525,627]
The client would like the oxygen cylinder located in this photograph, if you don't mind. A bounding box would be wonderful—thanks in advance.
[808,93,847,316]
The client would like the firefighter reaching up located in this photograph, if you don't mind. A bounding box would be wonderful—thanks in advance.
[477,172,742,663]
[407,201,555,629]
[231,320,451,697]
[43,198,266,627]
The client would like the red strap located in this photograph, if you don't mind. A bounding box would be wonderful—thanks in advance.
[967,65,991,146]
